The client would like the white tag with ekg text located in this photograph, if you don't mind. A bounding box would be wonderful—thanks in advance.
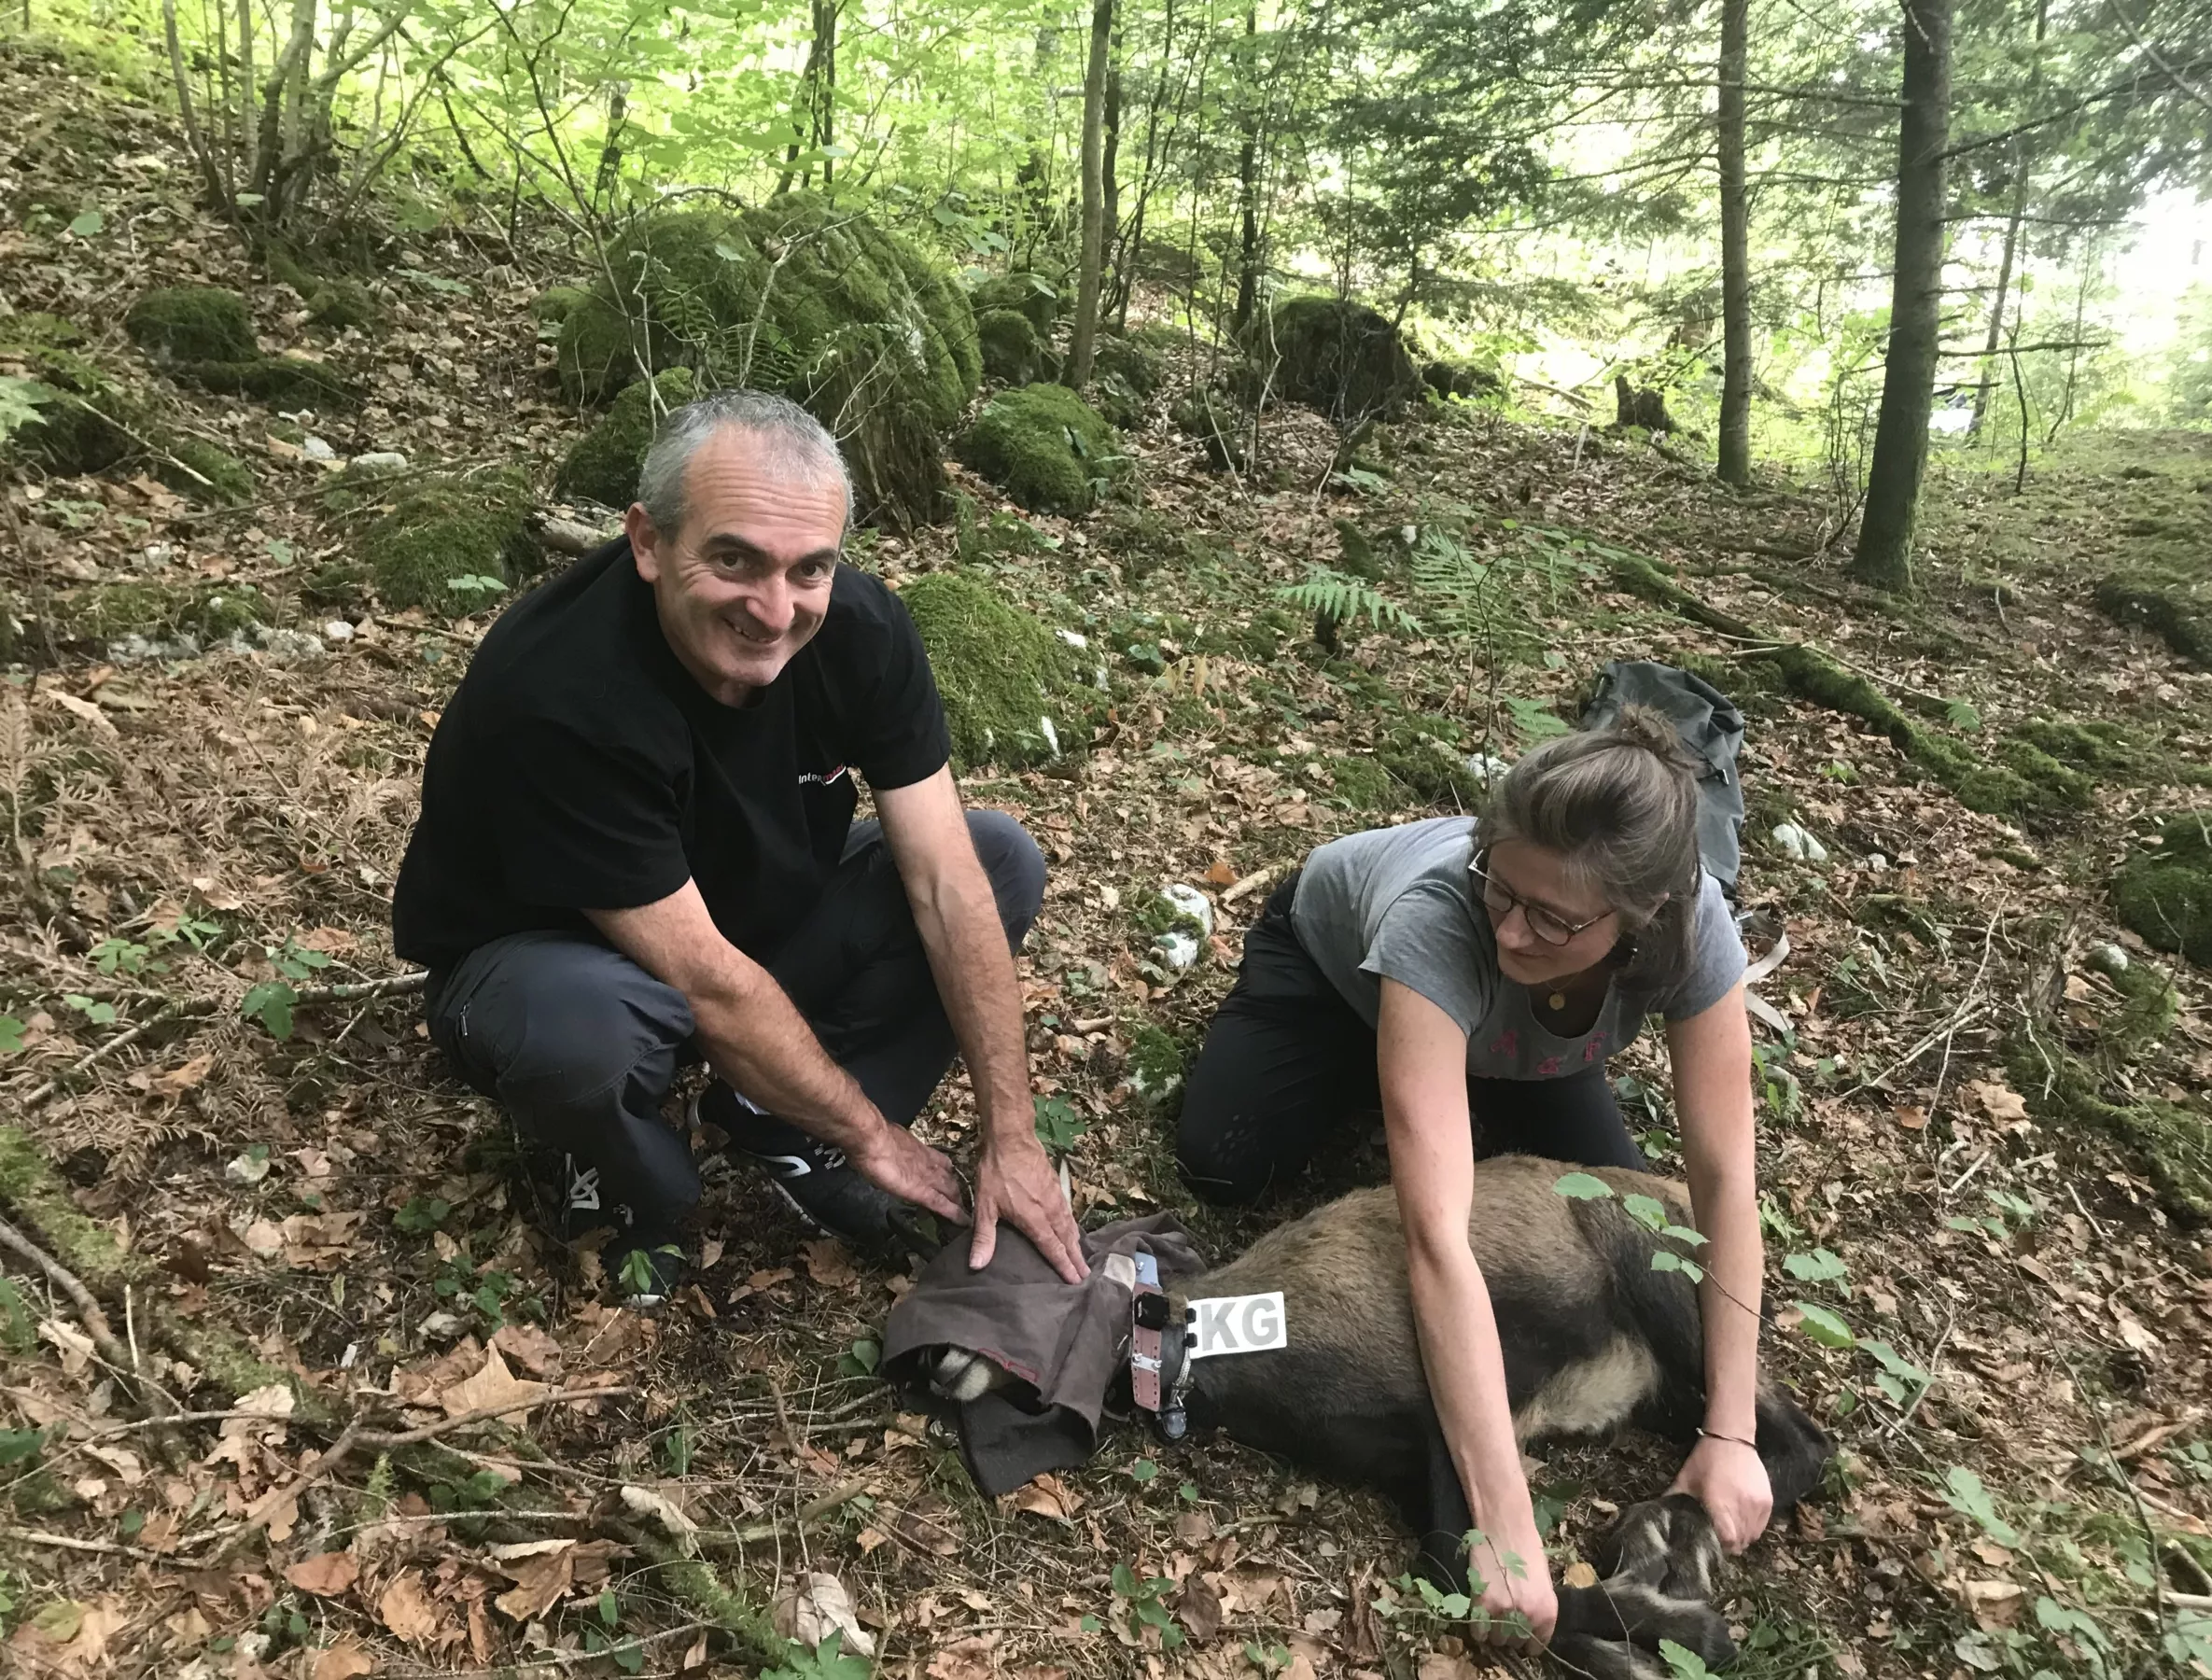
[1183,1291,1288,1360]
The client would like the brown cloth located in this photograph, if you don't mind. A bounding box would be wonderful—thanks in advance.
[881,1213,1208,1495]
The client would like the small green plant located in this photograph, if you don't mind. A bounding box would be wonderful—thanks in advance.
[617,1246,679,1301]
[1502,695,1571,742]
[62,994,118,1026]
[0,1016,23,1055]
[761,1630,873,1680]
[1277,565,1421,647]
[1552,1173,1708,1281]
[1941,1465,2023,1547]
[1659,1638,1715,1680]
[0,377,55,446]
[242,938,333,1040]
[1243,1642,1293,1673]
[580,1589,646,1674]
[837,1337,881,1378]
[445,573,509,602]
[1946,1187,2040,1240]
[1111,1561,1185,1648]
[394,1195,451,1235]
[1034,1093,1088,1154]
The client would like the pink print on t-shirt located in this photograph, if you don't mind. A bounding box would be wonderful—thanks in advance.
[1533,1055,1562,1076]
[1488,1029,1519,1061]
[1583,1032,1609,1064]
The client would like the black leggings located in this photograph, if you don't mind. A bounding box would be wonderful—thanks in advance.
[1176,875,1645,1204]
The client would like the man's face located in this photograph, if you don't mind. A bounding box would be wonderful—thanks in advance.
[625,429,847,705]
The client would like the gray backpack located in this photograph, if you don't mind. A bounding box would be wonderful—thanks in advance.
[1579,660,1746,902]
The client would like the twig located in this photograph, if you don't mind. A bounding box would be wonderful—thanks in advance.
[381,1621,711,1679]
[19,973,427,1107]
[1222,863,1283,905]
[0,1214,137,1392]
[1879,1307,1954,1439]
[0,1526,175,1562]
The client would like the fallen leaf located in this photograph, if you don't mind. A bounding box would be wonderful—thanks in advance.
[772,1571,878,1657]
[927,1634,1000,1680]
[312,1645,377,1680]
[1008,1473,1081,1520]
[621,1483,699,1552]
[1962,1578,2025,1631]
[1561,1560,1600,1588]
[379,1572,445,1645]
[1967,1079,2028,1124]
[803,1239,860,1287]
[48,691,119,735]
[150,1053,214,1099]
[490,1320,563,1379]
[1893,1103,1928,1131]
[493,1545,575,1622]
[438,1345,549,1421]
[1174,1572,1223,1643]
[286,1551,360,1598]
[1203,859,1237,886]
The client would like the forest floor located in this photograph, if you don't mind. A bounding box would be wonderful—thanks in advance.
[3,33,2210,1680]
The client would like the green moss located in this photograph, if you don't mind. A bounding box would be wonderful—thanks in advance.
[956,384,1120,516]
[1250,296,1422,421]
[1379,713,1481,806]
[175,355,358,408]
[124,285,257,363]
[1088,371,1145,429]
[2015,718,2145,775]
[1,313,134,474]
[529,286,593,327]
[971,272,1061,333]
[1126,1021,1186,1111]
[1094,332,1166,399]
[898,571,1089,769]
[265,248,379,329]
[2006,1041,2211,1223]
[1326,754,1395,810]
[359,469,537,616]
[554,368,695,508]
[303,560,373,609]
[2113,815,2212,968]
[156,437,254,504]
[627,1540,785,1667]
[62,581,267,643]
[552,194,979,526]
[977,308,1048,387]
[0,1127,143,1291]
[2094,578,2212,668]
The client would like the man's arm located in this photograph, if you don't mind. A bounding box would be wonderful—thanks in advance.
[875,767,1086,1282]
[586,884,965,1221]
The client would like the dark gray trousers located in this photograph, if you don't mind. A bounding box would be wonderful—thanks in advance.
[426,811,1046,1234]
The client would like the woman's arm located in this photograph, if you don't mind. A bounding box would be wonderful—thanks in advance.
[1663,982,1773,1551]
[1377,980,1558,1650]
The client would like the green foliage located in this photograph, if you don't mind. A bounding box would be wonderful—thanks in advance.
[2113,813,2212,969]
[1034,1093,1088,1154]
[124,286,257,363]
[762,1631,874,1680]
[1127,1021,1186,1110]
[59,581,267,647]
[1250,297,1422,423]
[555,367,697,508]
[1277,566,1421,644]
[956,383,1121,515]
[897,571,1090,768]
[1111,1561,1185,1649]
[358,469,538,616]
[1941,1465,2023,1547]
[970,272,1062,334]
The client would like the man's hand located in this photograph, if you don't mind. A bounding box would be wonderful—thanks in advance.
[970,1135,1087,1283]
[846,1123,967,1225]
[1670,1434,1773,1553]
[1468,1529,1557,1653]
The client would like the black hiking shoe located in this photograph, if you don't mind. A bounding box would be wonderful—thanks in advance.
[693,1083,913,1260]
[511,1127,687,1307]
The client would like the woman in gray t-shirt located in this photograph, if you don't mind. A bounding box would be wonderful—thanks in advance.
[1176,707,1766,1648]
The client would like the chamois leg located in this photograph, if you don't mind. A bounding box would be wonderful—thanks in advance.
[1401,1417,1475,1597]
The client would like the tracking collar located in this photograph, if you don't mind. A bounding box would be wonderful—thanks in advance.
[1128,1252,1191,1441]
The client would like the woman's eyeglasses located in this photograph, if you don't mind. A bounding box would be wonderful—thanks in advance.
[1468,849,1614,946]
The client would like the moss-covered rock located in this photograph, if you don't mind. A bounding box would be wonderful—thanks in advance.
[175,355,358,408]
[897,570,1090,769]
[550,193,980,528]
[1126,1021,1187,1111]
[977,308,1050,387]
[530,286,593,327]
[266,247,380,329]
[1,313,135,474]
[2094,577,2212,668]
[2114,815,2212,968]
[1095,331,1166,399]
[124,285,258,363]
[1169,389,1246,471]
[1249,296,1422,423]
[61,580,268,644]
[156,437,254,504]
[957,384,1121,516]
[971,272,1063,334]
[554,368,696,509]
[359,469,538,616]
[1423,359,1502,401]
[0,1127,143,1292]
[2006,1039,2211,1224]
[1088,371,1146,430]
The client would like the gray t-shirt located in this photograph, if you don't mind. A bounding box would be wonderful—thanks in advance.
[1290,817,1744,1079]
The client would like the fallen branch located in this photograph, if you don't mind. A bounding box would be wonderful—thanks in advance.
[0,1526,176,1562]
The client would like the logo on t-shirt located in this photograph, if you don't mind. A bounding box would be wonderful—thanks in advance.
[797,764,850,788]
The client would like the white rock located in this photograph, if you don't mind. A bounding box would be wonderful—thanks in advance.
[302,435,336,461]
[1154,930,1201,971]
[1866,852,1889,871]
[139,542,174,568]
[1056,628,1090,650]
[2085,941,2131,977]
[1039,715,1060,756]
[257,627,325,661]
[348,450,409,474]
[417,1310,467,1342]
[1465,751,1512,783]
[323,619,356,642]
[225,1150,271,1185]
[1161,882,1215,935]
[1771,822,1828,863]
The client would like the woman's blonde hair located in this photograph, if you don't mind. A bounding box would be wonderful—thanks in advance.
[1476,704,1702,985]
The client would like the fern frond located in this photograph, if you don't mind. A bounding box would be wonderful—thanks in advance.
[1276,566,1421,635]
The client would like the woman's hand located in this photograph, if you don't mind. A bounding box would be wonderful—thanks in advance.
[1467,1527,1558,1652]
[1670,1434,1773,1552]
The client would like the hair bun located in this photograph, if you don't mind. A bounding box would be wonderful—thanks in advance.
[1606,703,1696,771]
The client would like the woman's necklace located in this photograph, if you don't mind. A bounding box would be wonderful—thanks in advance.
[1547,987,1568,1012]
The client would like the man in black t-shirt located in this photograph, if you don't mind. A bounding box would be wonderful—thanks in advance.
[392,389,1085,1302]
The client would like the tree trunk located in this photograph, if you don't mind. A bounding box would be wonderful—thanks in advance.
[1066,0,1114,389]
[1851,0,1954,592]
[1231,3,1260,333]
[594,82,629,207]
[1101,31,1122,318]
[819,0,837,189]
[1715,0,1753,488]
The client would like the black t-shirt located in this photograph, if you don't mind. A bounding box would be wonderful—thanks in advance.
[391,539,951,973]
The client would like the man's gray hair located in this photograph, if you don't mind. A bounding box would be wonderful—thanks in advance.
[636,386,853,536]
